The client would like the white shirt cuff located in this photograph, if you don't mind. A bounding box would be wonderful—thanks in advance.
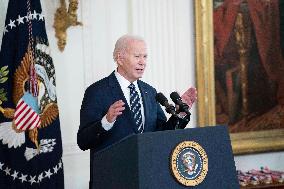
[101,114,115,131]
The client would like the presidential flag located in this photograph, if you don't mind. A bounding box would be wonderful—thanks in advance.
[0,0,64,188]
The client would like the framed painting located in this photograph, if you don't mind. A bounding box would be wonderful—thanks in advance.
[194,0,284,154]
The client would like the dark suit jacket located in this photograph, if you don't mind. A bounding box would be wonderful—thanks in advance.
[77,71,184,188]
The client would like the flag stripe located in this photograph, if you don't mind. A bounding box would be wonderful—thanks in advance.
[15,102,30,121]
[15,102,29,120]
[21,111,36,130]
[14,99,26,118]
[14,98,41,131]
[15,106,32,127]
[17,108,33,130]
[29,114,40,129]
[23,113,40,130]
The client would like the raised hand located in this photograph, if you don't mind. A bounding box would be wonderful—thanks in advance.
[106,100,125,123]
[181,87,197,110]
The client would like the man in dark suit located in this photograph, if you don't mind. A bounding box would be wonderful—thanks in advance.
[77,34,189,188]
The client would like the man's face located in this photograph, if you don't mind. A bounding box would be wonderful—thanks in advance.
[117,40,147,82]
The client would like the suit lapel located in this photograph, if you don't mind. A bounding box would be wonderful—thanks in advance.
[108,72,127,105]
[108,72,137,132]
[138,80,150,131]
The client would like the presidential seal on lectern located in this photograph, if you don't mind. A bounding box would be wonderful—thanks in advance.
[170,141,208,186]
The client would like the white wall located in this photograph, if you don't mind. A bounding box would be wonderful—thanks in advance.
[0,0,283,188]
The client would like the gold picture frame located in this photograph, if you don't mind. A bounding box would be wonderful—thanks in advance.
[194,0,284,155]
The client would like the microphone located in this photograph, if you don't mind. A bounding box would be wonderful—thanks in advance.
[170,91,191,115]
[155,92,177,117]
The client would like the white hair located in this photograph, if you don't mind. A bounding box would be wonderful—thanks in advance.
[113,34,145,62]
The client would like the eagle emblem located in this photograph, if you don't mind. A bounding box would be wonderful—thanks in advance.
[0,37,59,160]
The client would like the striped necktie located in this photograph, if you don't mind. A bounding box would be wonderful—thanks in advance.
[128,83,144,133]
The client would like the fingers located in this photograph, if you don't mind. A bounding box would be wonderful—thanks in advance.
[181,87,197,109]
[106,100,125,123]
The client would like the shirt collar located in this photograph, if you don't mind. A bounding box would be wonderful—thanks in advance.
[115,69,138,89]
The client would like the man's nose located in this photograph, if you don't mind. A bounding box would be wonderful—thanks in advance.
[139,57,146,65]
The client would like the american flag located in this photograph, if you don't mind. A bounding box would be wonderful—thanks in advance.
[0,0,64,188]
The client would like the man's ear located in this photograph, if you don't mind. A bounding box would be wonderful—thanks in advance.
[117,53,123,65]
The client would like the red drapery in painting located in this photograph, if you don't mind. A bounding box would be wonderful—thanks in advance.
[214,0,284,104]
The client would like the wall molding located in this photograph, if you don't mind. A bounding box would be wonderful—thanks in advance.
[63,142,88,157]
[81,0,94,89]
